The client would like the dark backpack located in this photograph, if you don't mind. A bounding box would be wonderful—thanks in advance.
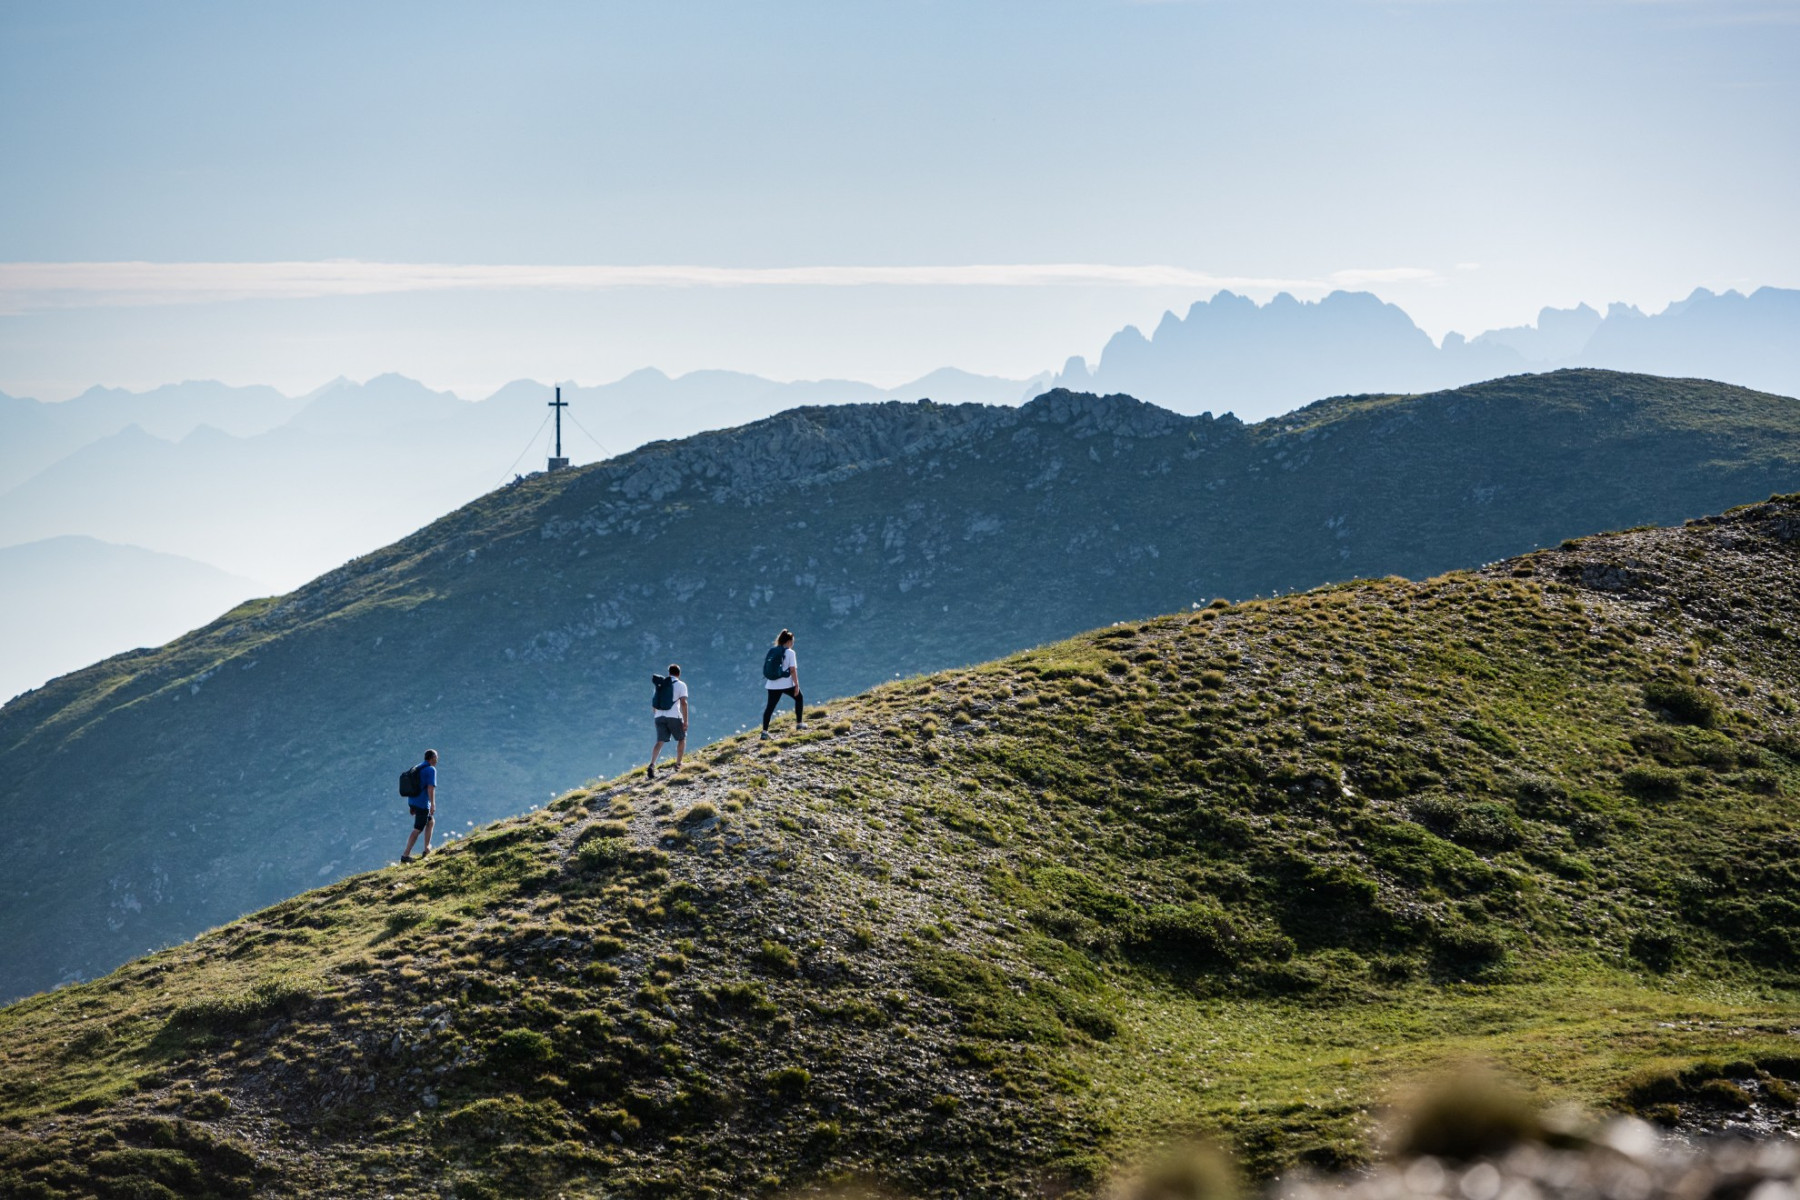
[652,674,676,710]
[762,646,788,681]
[399,764,423,799]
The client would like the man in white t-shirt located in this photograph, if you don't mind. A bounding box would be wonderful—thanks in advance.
[760,629,804,739]
[647,664,689,779]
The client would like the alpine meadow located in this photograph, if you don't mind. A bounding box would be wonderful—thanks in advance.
[2,490,1799,1197]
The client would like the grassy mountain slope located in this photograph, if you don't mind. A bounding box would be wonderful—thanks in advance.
[3,495,1799,1199]
[3,369,1799,1003]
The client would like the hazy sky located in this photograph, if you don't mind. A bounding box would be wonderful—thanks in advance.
[2,0,1796,400]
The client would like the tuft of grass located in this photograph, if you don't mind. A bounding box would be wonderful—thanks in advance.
[162,979,312,1039]
[764,1066,812,1097]
[753,939,799,974]
[1644,678,1723,728]
[677,801,719,827]
[578,819,630,841]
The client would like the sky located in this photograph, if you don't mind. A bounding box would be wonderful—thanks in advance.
[2,0,1797,401]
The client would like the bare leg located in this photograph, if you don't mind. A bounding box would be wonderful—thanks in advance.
[421,815,434,855]
[674,737,686,768]
[403,827,421,859]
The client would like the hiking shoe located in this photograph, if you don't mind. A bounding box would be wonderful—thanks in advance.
[759,730,771,741]
[646,764,656,780]
[400,855,414,864]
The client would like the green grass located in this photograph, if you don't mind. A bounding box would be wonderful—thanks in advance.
[1081,970,1800,1173]
[2,495,1799,1198]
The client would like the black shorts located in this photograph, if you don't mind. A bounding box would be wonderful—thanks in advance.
[655,715,687,744]
[409,805,432,830]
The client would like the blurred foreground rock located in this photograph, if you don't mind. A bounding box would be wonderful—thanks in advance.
[1280,1121,1800,1200]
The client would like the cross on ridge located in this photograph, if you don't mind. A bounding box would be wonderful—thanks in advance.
[547,386,570,471]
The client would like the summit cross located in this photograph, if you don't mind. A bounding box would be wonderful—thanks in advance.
[547,387,570,471]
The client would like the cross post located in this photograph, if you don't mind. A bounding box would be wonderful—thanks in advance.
[547,386,570,471]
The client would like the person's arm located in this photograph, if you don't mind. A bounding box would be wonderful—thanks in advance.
[788,653,799,689]
[425,781,436,815]
[679,694,689,730]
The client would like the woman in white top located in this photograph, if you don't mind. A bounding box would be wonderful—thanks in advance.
[760,629,803,738]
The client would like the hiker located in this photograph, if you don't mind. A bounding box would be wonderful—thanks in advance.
[401,749,438,863]
[648,663,689,779]
[760,629,804,739]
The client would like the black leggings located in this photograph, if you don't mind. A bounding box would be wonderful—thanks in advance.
[762,686,803,730]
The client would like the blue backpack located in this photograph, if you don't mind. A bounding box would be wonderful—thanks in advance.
[762,646,788,681]
[652,674,676,710]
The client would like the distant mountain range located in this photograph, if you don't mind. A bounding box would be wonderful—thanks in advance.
[0,538,264,702]
[1056,286,1800,421]
[0,367,1049,587]
[4,285,1793,587]
[2,369,1796,1002]
[1,283,1794,704]
[0,380,307,495]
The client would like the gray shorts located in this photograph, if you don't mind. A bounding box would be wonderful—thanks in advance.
[655,716,686,744]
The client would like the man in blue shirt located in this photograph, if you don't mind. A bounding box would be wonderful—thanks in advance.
[402,749,438,863]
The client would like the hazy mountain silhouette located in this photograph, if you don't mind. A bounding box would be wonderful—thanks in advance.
[1055,290,1524,418]
[1472,301,1605,362]
[282,373,469,438]
[492,365,1050,458]
[0,536,262,702]
[1575,287,1800,396]
[0,380,303,493]
[0,367,1049,590]
[1058,286,1800,420]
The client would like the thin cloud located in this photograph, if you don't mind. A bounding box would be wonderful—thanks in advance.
[0,260,1392,314]
[1329,266,1444,288]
